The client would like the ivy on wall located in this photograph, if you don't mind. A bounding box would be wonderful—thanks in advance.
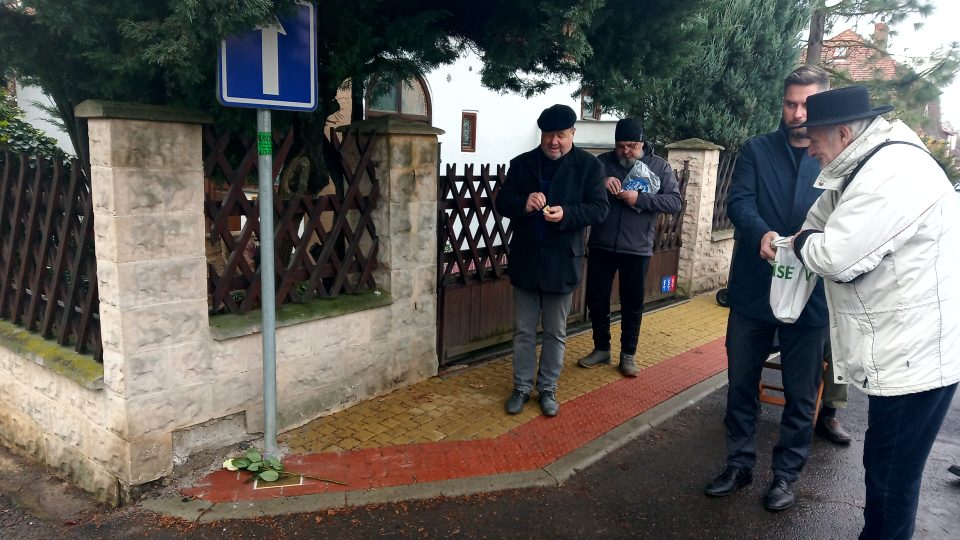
[0,89,69,159]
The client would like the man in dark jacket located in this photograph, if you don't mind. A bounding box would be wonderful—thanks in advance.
[494,104,608,417]
[577,119,682,376]
[703,65,831,512]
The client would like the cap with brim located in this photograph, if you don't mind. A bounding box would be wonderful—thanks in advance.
[799,85,893,128]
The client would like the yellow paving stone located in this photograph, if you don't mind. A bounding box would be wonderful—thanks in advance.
[276,293,728,453]
[353,430,376,442]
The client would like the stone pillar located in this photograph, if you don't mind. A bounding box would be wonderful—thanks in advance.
[76,100,212,487]
[665,138,731,297]
[338,116,444,386]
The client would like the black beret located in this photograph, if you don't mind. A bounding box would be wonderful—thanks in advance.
[537,104,577,132]
[615,118,644,142]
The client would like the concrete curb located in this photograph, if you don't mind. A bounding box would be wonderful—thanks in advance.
[139,371,728,522]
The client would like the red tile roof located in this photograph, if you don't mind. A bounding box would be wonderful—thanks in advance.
[800,28,898,81]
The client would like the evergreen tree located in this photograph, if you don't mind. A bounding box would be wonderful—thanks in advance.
[624,0,810,151]
[0,0,703,187]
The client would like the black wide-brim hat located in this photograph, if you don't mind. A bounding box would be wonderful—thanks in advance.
[799,85,893,127]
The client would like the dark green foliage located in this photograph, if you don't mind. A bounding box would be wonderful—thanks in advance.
[0,1,296,166]
[0,88,68,158]
[920,135,960,183]
[627,0,810,151]
[1,0,706,191]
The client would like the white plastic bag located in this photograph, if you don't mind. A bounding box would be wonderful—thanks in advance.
[621,160,661,193]
[769,236,818,323]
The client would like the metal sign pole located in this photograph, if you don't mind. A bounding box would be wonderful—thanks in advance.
[257,109,278,456]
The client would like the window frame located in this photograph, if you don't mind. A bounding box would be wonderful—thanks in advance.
[365,74,432,123]
[460,111,477,152]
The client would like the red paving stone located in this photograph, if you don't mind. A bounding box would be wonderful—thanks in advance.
[182,337,727,504]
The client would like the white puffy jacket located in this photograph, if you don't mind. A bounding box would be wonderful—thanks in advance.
[799,117,960,396]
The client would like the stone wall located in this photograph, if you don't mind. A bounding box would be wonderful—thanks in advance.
[0,103,440,504]
[666,139,735,297]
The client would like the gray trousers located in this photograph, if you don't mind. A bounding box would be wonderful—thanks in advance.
[512,287,573,394]
[822,343,849,409]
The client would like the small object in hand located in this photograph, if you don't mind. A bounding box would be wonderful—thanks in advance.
[542,205,552,214]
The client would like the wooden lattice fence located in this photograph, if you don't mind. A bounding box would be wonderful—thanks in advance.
[0,151,102,361]
[204,127,380,314]
[712,150,738,231]
[438,163,509,285]
[436,161,690,364]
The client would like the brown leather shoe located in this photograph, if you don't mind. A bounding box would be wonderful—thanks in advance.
[816,416,852,444]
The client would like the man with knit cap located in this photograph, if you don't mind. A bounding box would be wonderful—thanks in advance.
[577,118,681,376]
[495,104,608,417]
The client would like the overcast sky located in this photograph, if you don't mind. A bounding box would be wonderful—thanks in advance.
[846,0,959,129]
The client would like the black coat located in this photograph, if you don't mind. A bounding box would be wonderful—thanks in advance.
[726,123,827,327]
[495,146,609,293]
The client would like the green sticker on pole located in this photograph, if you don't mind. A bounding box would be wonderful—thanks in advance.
[257,132,272,156]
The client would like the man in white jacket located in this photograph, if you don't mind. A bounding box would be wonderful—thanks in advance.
[793,85,960,539]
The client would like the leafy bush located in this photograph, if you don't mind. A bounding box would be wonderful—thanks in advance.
[920,135,960,183]
[0,89,69,159]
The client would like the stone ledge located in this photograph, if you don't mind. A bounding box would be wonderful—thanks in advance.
[337,115,445,136]
[0,320,104,390]
[75,100,212,125]
[711,228,735,242]
[209,290,394,340]
[666,138,725,151]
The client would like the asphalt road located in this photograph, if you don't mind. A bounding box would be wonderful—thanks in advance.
[2,380,958,539]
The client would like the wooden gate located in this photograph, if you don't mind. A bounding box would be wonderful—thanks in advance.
[437,162,689,366]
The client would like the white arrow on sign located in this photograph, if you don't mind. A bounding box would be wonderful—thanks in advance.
[260,22,287,95]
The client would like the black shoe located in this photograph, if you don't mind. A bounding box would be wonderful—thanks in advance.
[704,466,753,497]
[763,476,796,511]
[505,389,530,415]
[539,390,559,417]
[816,415,852,444]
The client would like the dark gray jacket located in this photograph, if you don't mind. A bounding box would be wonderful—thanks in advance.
[495,145,608,293]
[588,143,682,256]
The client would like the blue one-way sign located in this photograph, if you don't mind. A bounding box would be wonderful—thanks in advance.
[217,2,317,111]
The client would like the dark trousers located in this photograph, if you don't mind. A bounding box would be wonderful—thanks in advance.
[860,383,957,540]
[724,310,826,481]
[585,249,650,355]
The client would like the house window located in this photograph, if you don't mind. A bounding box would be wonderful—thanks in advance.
[580,89,601,121]
[461,112,477,152]
[366,75,432,122]
[832,46,848,59]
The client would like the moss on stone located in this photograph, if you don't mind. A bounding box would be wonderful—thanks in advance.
[0,320,104,390]
[209,290,393,340]
[665,138,725,151]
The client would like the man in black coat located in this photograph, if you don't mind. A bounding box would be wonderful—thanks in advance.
[576,118,682,377]
[494,104,609,417]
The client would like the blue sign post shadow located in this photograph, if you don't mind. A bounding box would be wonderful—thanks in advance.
[217,3,317,456]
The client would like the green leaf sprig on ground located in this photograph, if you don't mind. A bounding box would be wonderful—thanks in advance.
[223,448,346,485]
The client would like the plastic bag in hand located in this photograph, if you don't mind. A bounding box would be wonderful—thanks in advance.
[769,236,819,323]
[621,160,661,193]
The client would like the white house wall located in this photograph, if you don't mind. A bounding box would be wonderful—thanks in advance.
[424,54,618,174]
[14,81,76,155]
